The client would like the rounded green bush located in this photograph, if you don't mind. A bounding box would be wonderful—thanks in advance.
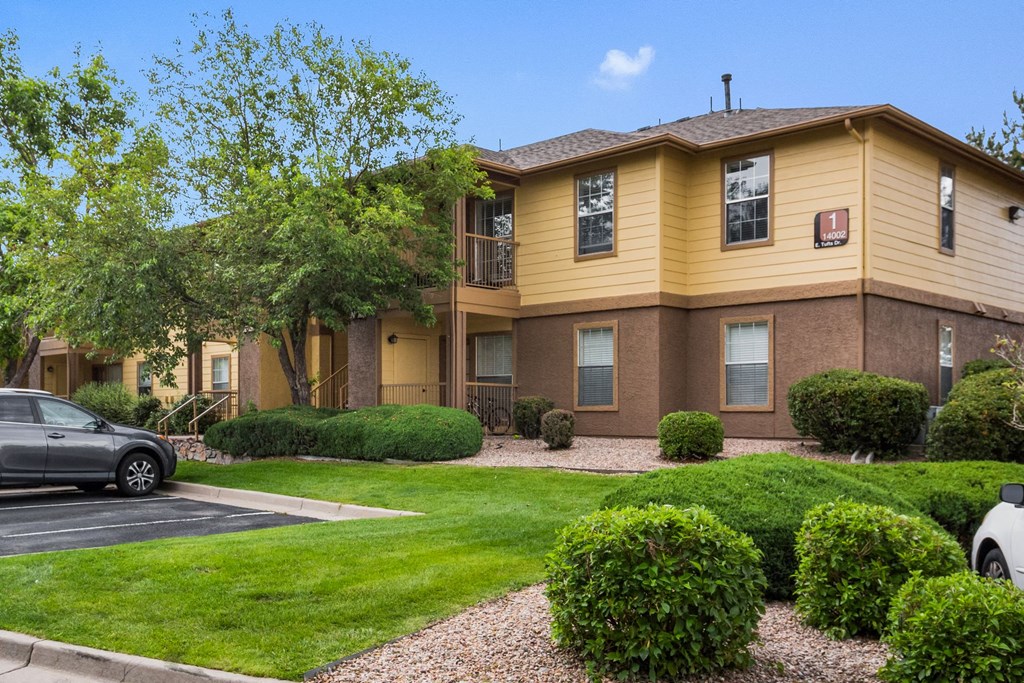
[546,505,766,680]
[960,357,1011,378]
[604,454,920,599]
[657,411,723,459]
[540,409,574,449]
[205,404,481,461]
[794,501,966,638]
[788,369,929,457]
[512,395,554,439]
[927,368,1024,463]
[71,382,138,425]
[132,396,165,429]
[881,572,1024,682]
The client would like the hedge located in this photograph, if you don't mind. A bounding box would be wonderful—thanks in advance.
[203,404,483,461]
[71,382,141,426]
[788,369,928,457]
[926,368,1024,463]
[602,453,921,599]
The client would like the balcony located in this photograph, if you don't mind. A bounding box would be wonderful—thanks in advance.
[463,234,517,289]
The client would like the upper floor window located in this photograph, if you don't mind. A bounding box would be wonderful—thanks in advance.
[723,153,771,247]
[475,194,513,240]
[940,164,955,254]
[576,170,615,258]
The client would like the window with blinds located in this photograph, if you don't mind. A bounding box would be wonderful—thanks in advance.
[939,324,953,403]
[578,326,614,406]
[725,321,769,406]
[476,334,512,384]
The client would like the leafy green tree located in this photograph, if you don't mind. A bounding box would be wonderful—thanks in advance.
[967,91,1024,170]
[0,30,188,388]
[150,11,488,404]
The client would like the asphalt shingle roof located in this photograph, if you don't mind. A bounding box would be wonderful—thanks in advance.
[476,106,878,171]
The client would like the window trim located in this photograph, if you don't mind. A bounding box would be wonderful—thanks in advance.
[720,314,774,412]
[938,163,955,256]
[573,168,618,262]
[573,320,619,412]
[720,150,775,251]
[210,355,231,392]
[938,320,955,404]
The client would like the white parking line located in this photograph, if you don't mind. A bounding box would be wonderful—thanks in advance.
[1,511,274,538]
[0,496,180,512]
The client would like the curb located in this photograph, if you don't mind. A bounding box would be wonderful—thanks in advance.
[0,629,288,682]
[159,481,422,521]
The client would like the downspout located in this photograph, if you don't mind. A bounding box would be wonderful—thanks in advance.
[845,118,867,371]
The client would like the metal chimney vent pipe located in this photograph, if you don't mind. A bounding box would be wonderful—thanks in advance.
[722,73,732,112]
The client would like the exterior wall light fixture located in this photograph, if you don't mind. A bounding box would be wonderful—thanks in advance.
[387,333,399,344]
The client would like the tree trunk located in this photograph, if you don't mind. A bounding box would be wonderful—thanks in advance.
[3,335,40,389]
[274,320,312,406]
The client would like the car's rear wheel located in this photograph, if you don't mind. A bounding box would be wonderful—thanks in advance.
[981,547,1011,581]
[76,483,108,492]
[116,452,160,496]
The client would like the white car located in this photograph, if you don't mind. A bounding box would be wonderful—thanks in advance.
[972,483,1024,588]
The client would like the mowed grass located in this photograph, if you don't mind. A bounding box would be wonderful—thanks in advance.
[0,461,625,680]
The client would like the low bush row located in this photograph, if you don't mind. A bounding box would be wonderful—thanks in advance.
[203,404,483,461]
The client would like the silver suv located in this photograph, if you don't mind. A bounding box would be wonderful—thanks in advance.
[0,389,176,496]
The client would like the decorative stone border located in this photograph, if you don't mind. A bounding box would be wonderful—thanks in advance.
[169,436,249,465]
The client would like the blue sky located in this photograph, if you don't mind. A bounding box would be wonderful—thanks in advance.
[3,1,1021,151]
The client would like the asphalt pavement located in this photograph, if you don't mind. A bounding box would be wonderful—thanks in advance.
[0,488,319,557]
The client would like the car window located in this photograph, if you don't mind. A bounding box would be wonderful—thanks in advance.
[37,399,99,429]
[0,396,36,424]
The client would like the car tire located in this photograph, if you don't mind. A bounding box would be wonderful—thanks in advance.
[76,483,108,492]
[980,547,1011,582]
[116,452,161,497]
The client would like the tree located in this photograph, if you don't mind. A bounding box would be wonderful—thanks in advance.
[0,30,189,388]
[967,90,1024,170]
[150,11,489,405]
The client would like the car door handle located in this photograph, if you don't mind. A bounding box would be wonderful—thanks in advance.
[47,432,66,439]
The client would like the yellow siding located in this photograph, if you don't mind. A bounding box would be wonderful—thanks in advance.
[202,341,238,392]
[681,127,863,296]
[380,317,444,385]
[516,150,660,306]
[120,351,188,405]
[869,121,1024,310]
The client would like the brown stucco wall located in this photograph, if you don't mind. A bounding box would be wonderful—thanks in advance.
[517,307,665,436]
[685,296,860,438]
[864,295,1024,404]
[347,317,380,409]
[237,340,260,411]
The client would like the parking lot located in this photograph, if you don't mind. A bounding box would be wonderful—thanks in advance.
[0,488,321,557]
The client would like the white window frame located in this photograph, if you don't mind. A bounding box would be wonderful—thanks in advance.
[211,356,231,392]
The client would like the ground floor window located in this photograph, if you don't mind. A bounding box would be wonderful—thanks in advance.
[722,316,773,410]
[939,323,953,404]
[574,321,618,410]
[137,362,152,396]
[475,334,512,384]
[211,356,231,391]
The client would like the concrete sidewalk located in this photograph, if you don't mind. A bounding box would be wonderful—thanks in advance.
[160,480,422,521]
[0,629,288,682]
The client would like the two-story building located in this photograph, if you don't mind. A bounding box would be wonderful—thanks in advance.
[343,103,1024,438]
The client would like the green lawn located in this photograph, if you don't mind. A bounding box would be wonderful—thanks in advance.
[0,461,625,680]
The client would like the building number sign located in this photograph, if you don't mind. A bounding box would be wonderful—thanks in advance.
[814,209,849,249]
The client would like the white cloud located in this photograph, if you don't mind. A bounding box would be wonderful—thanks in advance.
[594,46,654,90]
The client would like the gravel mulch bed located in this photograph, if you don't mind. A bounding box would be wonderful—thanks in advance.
[450,436,846,473]
[313,584,888,683]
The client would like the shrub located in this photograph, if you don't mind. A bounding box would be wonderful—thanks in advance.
[961,357,1011,378]
[824,459,1024,550]
[71,382,138,425]
[204,404,482,461]
[927,368,1024,463]
[788,369,929,457]
[881,572,1024,682]
[546,505,765,680]
[361,404,483,461]
[165,394,220,435]
[604,454,921,599]
[540,409,574,449]
[794,501,966,638]
[658,411,724,459]
[132,396,164,429]
[512,395,554,439]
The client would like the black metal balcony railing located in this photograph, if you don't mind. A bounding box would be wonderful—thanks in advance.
[464,234,517,289]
